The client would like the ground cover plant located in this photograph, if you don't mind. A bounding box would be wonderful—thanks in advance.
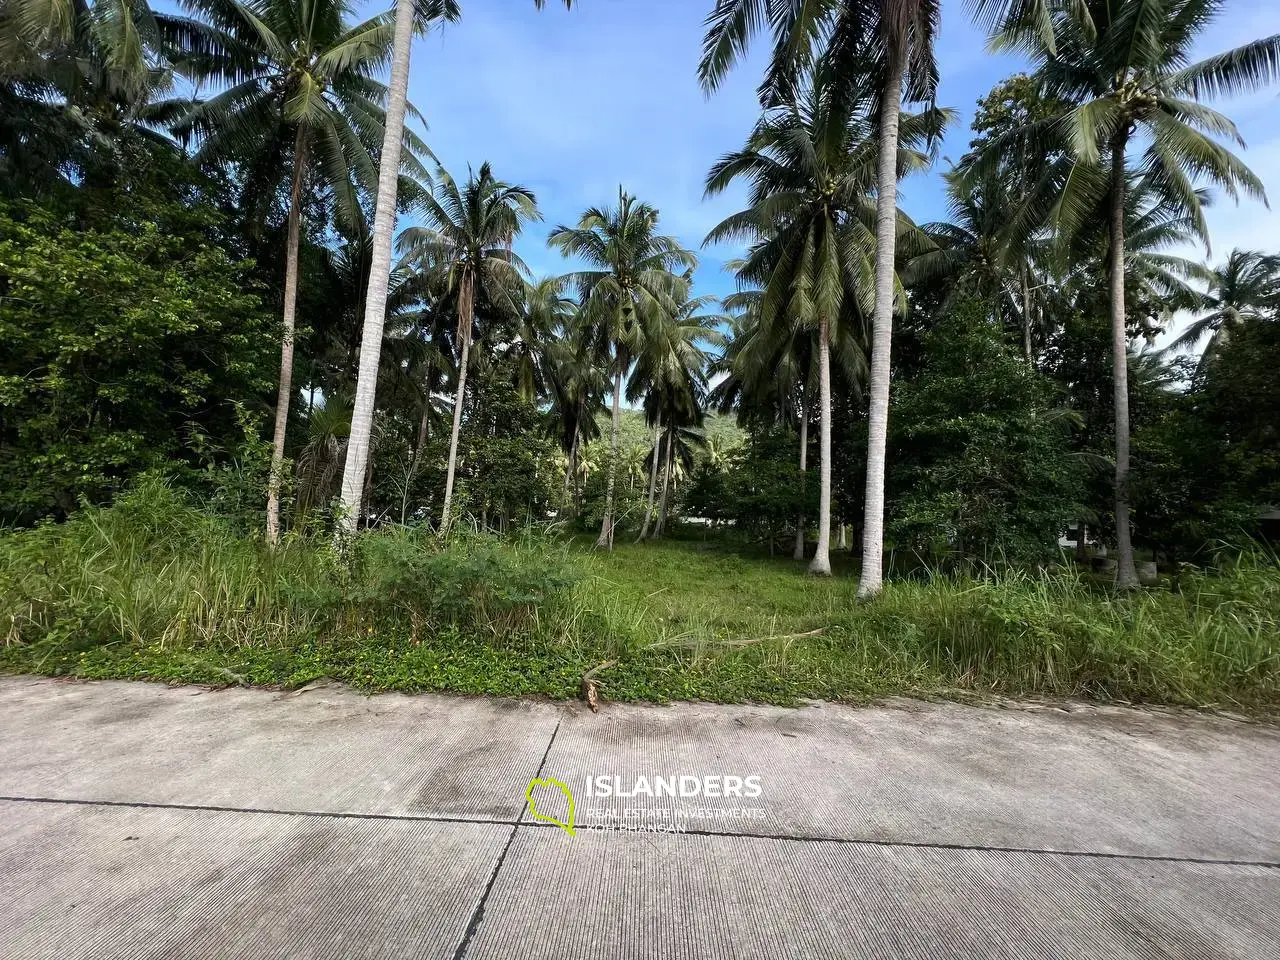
[3,484,1275,713]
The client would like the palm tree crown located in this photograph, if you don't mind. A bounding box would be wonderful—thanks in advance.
[548,188,697,548]
[985,0,1277,248]
[1170,249,1280,361]
[174,0,430,231]
[401,163,540,327]
[400,161,541,531]
[549,189,698,367]
[705,73,942,353]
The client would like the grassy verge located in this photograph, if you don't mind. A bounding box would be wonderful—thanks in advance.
[3,486,1277,713]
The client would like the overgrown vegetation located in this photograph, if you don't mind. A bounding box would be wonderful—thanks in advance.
[3,488,1275,712]
[0,480,576,653]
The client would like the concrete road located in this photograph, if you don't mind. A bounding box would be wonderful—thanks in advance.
[0,677,1277,958]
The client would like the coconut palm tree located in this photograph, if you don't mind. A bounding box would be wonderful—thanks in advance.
[172,0,430,544]
[654,423,709,538]
[548,189,697,549]
[1169,250,1280,367]
[700,0,940,595]
[976,0,1280,587]
[398,162,541,532]
[2,0,198,191]
[545,305,607,511]
[907,170,1055,359]
[7,0,168,93]
[714,284,865,560]
[714,289,810,558]
[705,67,943,574]
[631,294,724,540]
[338,0,573,536]
[506,276,574,403]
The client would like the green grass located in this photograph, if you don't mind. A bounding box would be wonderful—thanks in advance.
[2,486,1278,713]
[567,535,1280,710]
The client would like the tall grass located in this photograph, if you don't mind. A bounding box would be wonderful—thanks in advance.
[2,484,1276,711]
[0,479,577,651]
[573,541,1280,711]
[840,561,1279,705]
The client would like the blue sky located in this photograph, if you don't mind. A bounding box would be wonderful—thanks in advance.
[385,0,1280,325]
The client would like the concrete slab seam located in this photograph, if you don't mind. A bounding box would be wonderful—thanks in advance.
[3,793,1277,871]
[0,794,515,828]
[450,718,564,960]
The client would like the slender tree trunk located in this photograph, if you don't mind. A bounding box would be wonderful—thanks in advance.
[655,424,674,538]
[336,0,413,536]
[1020,266,1034,364]
[401,396,432,524]
[266,130,308,546]
[1109,137,1139,590]
[809,318,832,575]
[596,363,622,549]
[362,445,376,529]
[1016,129,1035,366]
[793,391,808,561]
[837,523,847,550]
[857,48,905,598]
[562,421,580,506]
[638,413,663,541]
[441,284,474,533]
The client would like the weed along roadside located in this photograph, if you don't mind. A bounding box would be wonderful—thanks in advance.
[2,482,1276,715]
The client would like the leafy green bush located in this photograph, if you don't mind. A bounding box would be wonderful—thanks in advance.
[888,300,1086,565]
[699,425,815,547]
[0,200,274,523]
[341,525,577,640]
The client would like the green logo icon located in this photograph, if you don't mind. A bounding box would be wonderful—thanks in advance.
[527,777,576,835]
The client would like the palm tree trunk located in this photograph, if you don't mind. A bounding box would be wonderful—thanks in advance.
[562,421,580,506]
[441,290,474,533]
[809,317,832,576]
[638,412,663,541]
[857,47,905,597]
[596,363,622,549]
[793,391,808,561]
[1021,266,1034,364]
[266,130,308,546]
[336,0,414,537]
[401,396,432,524]
[362,445,376,529]
[655,423,674,538]
[1109,138,1139,590]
